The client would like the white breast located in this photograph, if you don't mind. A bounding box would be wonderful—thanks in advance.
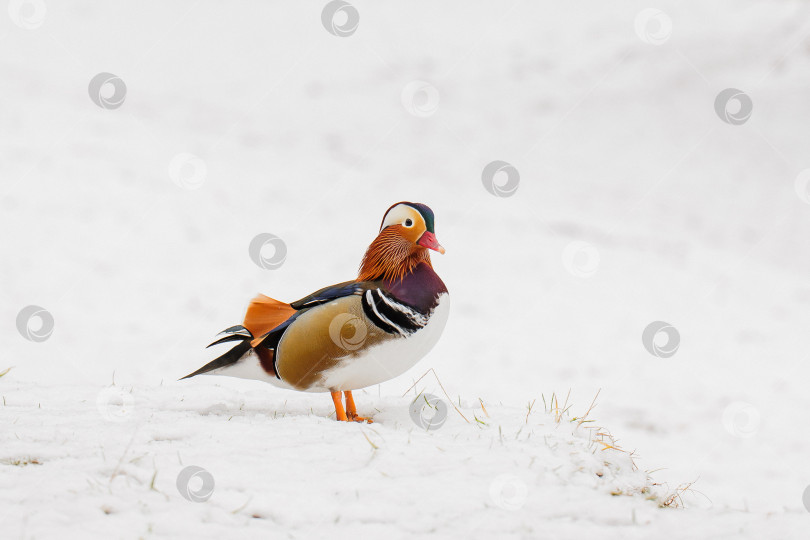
[315,293,450,392]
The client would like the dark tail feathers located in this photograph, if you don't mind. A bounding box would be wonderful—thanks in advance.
[179,326,253,380]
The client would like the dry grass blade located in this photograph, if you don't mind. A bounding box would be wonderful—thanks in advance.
[360,430,379,450]
[109,429,138,484]
[402,368,470,423]
[661,480,694,508]
[575,388,600,426]
[525,399,535,424]
[478,398,489,418]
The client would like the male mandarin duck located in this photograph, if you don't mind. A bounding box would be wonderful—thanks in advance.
[181,202,449,422]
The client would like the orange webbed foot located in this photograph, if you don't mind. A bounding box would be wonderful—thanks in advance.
[347,412,373,423]
[344,391,373,423]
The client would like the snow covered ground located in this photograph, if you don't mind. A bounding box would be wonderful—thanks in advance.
[2,1,810,538]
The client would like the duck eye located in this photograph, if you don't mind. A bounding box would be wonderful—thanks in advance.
[404,219,413,227]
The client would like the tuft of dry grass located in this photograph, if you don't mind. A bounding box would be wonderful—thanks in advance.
[402,377,690,509]
[1,457,41,467]
[403,368,470,423]
[660,479,707,508]
[540,389,694,508]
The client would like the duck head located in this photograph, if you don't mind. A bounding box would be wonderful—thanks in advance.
[358,202,445,282]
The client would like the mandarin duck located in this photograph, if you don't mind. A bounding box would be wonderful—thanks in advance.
[181,202,449,422]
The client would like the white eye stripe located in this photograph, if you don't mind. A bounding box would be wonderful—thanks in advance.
[381,204,424,231]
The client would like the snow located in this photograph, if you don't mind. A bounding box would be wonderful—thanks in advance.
[2,0,810,538]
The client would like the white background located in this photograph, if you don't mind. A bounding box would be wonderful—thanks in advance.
[2,1,809,538]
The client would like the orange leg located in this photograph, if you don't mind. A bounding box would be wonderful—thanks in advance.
[331,391,348,421]
[344,391,372,423]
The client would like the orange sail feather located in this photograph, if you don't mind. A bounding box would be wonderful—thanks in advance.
[243,294,296,347]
